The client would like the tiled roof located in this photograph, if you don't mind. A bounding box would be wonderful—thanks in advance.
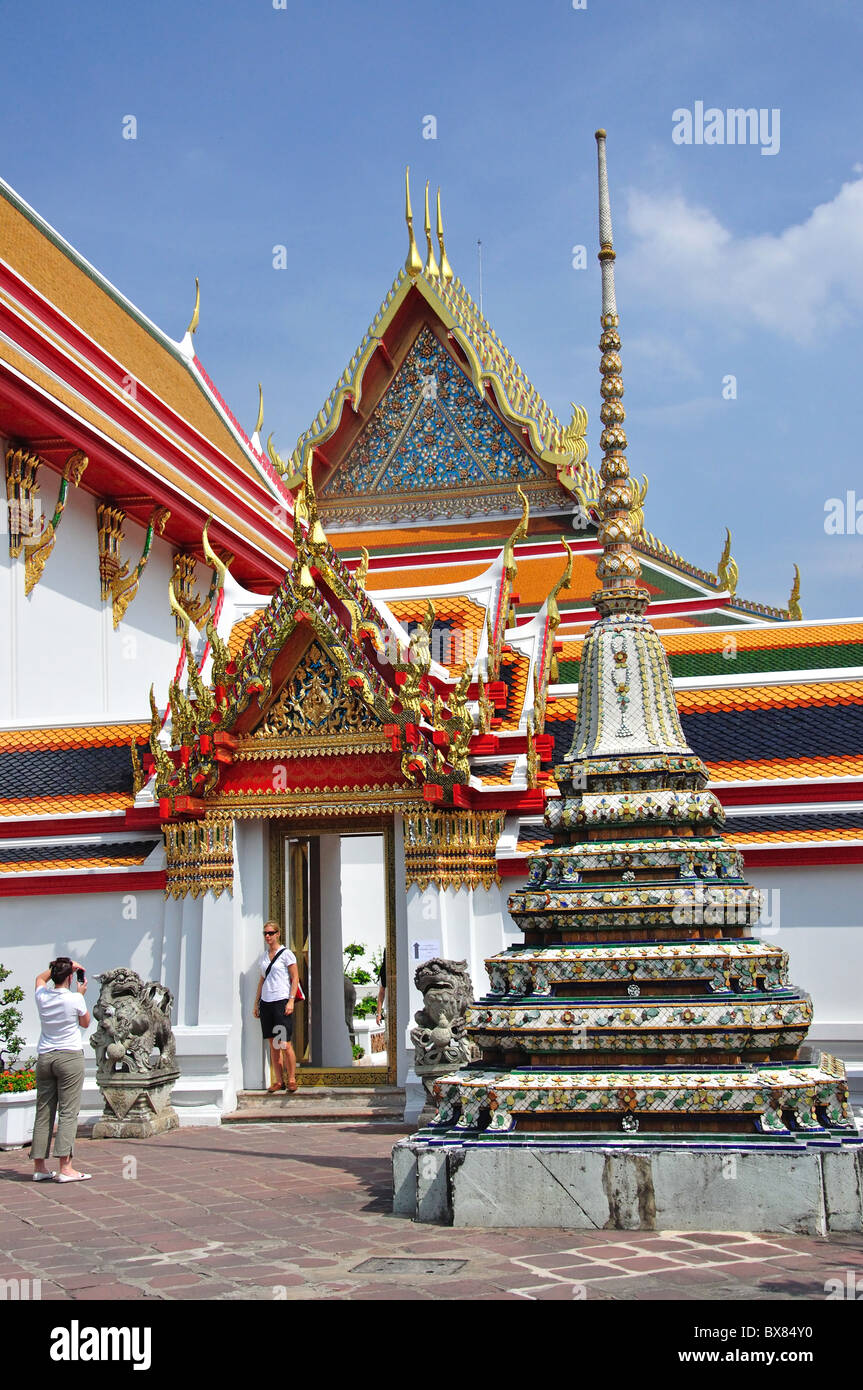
[543,698,863,771]
[387,594,488,676]
[474,760,516,787]
[679,703,863,764]
[659,621,863,655]
[727,827,863,845]
[0,792,132,819]
[228,613,262,659]
[0,723,148,754]
[498,650,531,728]
[0,179,263,481]
[706,755,863,782]
[0,840,159,874]
[0,855,149,873]
[725,811,863,835]
[0,745,139,800]
[558,624,863,683]
[674,680,863,714]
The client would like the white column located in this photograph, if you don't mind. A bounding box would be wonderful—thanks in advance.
[234,819,270,1091]
[319,833,352,1067]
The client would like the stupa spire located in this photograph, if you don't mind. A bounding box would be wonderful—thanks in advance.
[593,130,648,618]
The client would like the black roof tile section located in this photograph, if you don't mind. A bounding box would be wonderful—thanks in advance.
[0,746,135,800]
[0,839,160,866]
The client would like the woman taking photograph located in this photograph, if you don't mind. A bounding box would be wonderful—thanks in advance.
[30,957,91,1183]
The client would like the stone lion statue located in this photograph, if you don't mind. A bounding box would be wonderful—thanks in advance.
[410,957,475,1075]
[90,968,176,1078]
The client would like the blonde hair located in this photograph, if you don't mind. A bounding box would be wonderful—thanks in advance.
[263,921,281,939]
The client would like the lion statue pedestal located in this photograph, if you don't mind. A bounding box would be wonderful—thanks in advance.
[90,968,180,1139]
[410,958,476,1126]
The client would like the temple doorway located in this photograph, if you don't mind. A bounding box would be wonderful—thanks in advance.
[269,823,396,1085]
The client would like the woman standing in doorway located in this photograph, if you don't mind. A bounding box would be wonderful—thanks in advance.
[253,922,299,1093]
[30,957,91,1182]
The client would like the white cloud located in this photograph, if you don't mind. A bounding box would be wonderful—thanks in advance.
[625,174,863,342]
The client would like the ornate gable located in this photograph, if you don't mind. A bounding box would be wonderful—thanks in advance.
[319,327,564,524]
[243,637,389,759]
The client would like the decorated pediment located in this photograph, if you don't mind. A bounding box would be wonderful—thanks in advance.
[319,327,561,522]
[245,637,387,757]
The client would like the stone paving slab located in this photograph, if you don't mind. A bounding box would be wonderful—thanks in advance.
[0,1121,861,1303]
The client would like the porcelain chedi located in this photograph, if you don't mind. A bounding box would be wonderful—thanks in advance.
[430,133,854,1141]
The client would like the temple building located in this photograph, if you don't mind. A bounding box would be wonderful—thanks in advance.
[1,146,861,1130]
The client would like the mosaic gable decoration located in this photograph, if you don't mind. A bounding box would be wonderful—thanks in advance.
[320,327,552,520]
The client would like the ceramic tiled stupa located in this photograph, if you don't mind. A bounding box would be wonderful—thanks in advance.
[394,136,860,1225]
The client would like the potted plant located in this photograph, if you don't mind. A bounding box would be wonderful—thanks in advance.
[0,964,36,1147]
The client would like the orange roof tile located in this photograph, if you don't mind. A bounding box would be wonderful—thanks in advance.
[500,649,531,728]
[0,853,151,874]
[546,696,580,720]
[388,594,488,675]
[659,621,863,656]
[228,613,262,659]
[0,792,132,819]
[365,562,490,591]
[706,755,863,782]
[0,723,148,754]
[674,680,863,714]
[726,827,863,845]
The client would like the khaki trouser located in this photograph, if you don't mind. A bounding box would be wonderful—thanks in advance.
[31,1051,85,1159]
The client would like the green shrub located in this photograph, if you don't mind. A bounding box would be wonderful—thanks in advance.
[0,964,34,1090]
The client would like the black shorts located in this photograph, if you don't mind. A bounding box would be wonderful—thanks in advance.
[260,998,294,1042]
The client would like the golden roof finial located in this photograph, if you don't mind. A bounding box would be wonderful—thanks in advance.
[592,129,648,618]
[404,166,423,279]
[717,528,739,595]
[788,563,802,620]
[436,187,454,284]
[503,484,530,583]
[253,383,264,437]
[423,181,440,279]
[187,277,200,336]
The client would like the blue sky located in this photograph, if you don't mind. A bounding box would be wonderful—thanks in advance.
[2,0,862,616]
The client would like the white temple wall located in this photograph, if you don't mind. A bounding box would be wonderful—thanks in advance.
[234,819,270,1094]
[749,863,863,1106]
[0,477,199,726]
[0,886,168,1124]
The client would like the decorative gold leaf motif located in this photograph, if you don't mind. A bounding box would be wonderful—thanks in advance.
[259,641,380,738]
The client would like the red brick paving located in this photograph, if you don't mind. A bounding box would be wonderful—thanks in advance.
[0,1121,861,1301]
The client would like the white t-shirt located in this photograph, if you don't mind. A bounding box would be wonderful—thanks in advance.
[35,985,87,1053]
[259,947,297,1003]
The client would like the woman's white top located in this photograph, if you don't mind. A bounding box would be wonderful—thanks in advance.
[35,985,87,1053]
[259,948,297,1003]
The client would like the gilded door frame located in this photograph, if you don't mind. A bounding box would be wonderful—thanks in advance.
[268,819,397,1086]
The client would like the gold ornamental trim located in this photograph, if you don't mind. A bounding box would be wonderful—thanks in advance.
[235,735,392,761]
[207,785,424,820]
[164,817,233,899]
[404,808,505,892]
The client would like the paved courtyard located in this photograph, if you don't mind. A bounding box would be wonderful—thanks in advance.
[1,1122,862,1301]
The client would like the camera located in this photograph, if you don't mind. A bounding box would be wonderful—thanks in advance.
[76,968,85,983]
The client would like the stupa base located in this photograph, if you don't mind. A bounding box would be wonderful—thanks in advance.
[393,1131,863,1232]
